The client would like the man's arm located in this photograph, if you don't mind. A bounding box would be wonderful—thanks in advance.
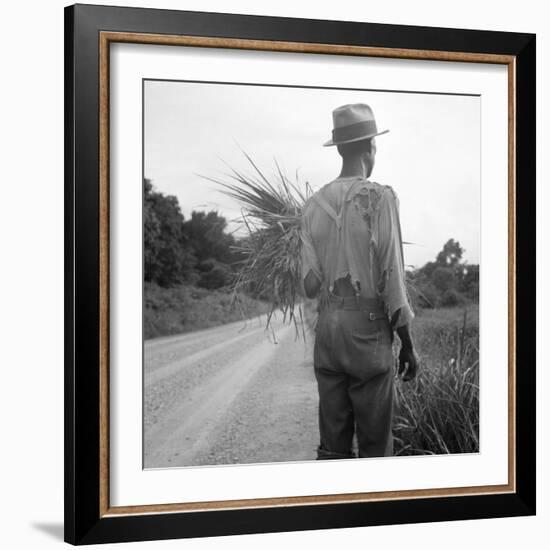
[300,205,323,298]
[378,188,419,382]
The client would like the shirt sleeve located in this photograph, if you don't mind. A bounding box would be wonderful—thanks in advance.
[376,187,414,328]
[300,206,322,285]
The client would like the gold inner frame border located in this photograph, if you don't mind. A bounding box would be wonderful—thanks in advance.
[98,31,516,518]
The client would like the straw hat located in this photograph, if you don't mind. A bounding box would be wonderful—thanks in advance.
[323,103,389,147]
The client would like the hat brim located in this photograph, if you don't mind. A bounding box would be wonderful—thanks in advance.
[323,129,389,147]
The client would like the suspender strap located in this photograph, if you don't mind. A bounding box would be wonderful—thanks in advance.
[311,179,364,230]
[311,193,342,230]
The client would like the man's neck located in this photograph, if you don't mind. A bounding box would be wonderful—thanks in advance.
[338,156,372,179]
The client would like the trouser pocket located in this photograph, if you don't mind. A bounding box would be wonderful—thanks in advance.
[349,313,393,380]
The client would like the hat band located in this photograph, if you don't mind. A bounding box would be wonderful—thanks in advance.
[332,120,378,143]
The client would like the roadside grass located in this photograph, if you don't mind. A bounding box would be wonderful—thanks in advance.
[144,283,268,339]
[393,304,479,455]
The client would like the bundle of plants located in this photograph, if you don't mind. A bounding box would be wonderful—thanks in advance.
[201,152,311,334]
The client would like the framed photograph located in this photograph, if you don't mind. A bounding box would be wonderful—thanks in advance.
[64,3,536,545]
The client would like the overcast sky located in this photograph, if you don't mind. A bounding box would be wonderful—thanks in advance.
[144,80,480,268]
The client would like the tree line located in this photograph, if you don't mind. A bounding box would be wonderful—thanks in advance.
[407,238,479,308]
[144,179,479,307]
[144,178,243,289]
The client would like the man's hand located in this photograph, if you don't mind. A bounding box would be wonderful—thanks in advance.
[303,270,321,299]
[398,345,419,382]
[394,315,419,382]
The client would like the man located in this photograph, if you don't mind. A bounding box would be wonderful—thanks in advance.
[300,103,419,459]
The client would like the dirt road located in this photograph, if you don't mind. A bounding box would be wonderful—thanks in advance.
[144,316,319,468]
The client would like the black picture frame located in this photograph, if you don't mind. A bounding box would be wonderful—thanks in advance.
[65,3,536,545]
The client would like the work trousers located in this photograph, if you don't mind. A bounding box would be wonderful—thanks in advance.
[313,295,394,459]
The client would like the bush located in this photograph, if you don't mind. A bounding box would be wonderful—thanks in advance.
[440,288,466,307]
[406,239,478,311]
[431,267,456,292]
[407,278,438,309]
[197,260,234,290]
[143,282,267,339]
[393,306,479,455]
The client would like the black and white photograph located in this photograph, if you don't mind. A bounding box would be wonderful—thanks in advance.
[143,80,480,469]
[1,0,543,546]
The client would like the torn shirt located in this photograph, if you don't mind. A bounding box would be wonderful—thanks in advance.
[300,176,414,328]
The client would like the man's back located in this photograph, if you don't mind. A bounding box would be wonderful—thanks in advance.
[300,176,413,326]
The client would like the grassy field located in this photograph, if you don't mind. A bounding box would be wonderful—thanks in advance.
[393,304,479,455]
[144,283,268,339]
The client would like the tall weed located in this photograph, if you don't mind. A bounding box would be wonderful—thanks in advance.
[393,306,479,455]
